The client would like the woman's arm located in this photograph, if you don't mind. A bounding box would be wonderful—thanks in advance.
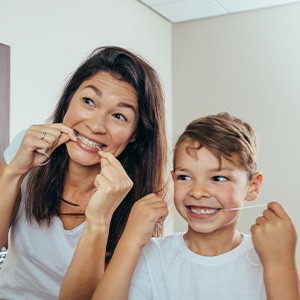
[0,160,23,246]
[59,218,110,299]
[92,193,168,300]
[60,151,137,299]
[0,124,77,247]
[251,201,299,300]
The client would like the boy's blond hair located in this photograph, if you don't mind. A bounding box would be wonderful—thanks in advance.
[174,112,258,179]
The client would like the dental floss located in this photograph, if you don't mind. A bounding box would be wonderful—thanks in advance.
[225,204,267,211]
[37,150,50,166]
[156,222,163,230]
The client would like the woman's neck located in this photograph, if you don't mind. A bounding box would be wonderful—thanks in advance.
[66,160,100,194]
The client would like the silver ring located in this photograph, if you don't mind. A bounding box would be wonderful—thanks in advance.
[41,132,47,140]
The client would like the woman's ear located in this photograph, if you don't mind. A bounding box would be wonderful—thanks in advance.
[246,172,263,201]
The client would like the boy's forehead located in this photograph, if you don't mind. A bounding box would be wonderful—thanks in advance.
[176,140,242,168]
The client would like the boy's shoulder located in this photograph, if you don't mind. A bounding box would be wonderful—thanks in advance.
[144,232,185,253]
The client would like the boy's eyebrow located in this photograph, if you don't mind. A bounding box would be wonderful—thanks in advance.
[210,167,235,172]
[174,166,235,172]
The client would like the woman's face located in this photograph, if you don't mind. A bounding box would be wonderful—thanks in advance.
[63,71,138,166]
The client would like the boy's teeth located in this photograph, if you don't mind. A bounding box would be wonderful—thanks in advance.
[190,208,220,215]
[76,133,103,149]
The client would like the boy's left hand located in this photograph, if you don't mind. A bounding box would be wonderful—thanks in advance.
[251,201,297,267]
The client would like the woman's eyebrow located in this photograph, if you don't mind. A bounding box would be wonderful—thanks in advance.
[85,84,137,114]
[117,102,137,114]
[85,85,102,97]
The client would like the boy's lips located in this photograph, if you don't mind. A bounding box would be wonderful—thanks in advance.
[75,132,107,151]
[187,206,222,215]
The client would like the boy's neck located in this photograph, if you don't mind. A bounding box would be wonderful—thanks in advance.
[183,229,242,256]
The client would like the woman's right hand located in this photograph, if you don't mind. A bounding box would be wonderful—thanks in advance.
[121,193,169,248]
[9,123,77,175]
[85,151,134,228]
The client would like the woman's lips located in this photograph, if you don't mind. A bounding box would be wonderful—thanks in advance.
[76,132,106,150]
[75,132,107,153]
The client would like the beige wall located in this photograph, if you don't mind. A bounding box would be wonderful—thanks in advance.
[172,3,300,263]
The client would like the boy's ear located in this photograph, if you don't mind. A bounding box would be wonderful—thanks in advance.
[246,172,263,201]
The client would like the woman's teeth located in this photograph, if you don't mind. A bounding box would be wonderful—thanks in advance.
[190,208,221,215]
[76,133,105,149]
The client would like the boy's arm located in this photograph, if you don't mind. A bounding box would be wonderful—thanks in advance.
[92,193,168,300]
[251,201,299,300]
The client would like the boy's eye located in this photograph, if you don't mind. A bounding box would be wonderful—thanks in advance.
[113,113,127,122]
[177,175,191,181]
[212,176,228,182]
[83,97,94,106]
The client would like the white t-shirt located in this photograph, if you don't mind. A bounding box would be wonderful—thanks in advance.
[129,232,266,300]
[0,130,85,300]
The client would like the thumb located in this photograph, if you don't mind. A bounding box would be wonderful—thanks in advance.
[100,156,110,168]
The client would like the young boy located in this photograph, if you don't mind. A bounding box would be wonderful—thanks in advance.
[92,112,299,300]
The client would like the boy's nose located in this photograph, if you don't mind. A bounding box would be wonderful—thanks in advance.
[189,182,211,199]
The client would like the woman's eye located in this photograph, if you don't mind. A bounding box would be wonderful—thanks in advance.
[83,97,94,106]
[177,175,191,181]
[212,176,228,182]
[114,113,127,122]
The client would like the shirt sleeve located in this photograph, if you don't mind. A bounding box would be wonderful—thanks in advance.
[128,250,152,300]
[4,129,27,164]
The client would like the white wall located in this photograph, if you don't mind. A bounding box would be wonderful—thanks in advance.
[0,0,173,233]
[0,0,172,141]
[173,3,300,263]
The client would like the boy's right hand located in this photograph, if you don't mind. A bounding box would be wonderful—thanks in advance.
[122,193,169,248]
[9,124,76,175]
[251,201,297,267]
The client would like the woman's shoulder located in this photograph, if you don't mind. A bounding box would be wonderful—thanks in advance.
[4,128,27,164]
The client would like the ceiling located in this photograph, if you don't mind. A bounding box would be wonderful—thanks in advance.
[138,0,300,23]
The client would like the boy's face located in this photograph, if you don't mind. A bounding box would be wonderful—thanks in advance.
[172,141,260,236]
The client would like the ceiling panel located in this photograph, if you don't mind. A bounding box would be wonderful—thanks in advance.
[138,0,300,22]
[217,0,300,13]
[149,0,227,22]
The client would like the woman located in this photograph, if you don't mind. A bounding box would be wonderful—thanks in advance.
[0,46,168,299]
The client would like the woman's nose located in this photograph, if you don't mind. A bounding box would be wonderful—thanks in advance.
[87,114,108,134]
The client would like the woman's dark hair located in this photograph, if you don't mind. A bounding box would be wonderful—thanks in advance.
[25,46,167,262]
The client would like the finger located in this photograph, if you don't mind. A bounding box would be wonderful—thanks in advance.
[262,208,277,221]
[98,151,123,169]
[99,161,130,186]
[255,216,266,225]
[52,123,77,141]
[27,125,75,151]
[139,193,159,201]
[266,201,293,222]
[100,157,110,168]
